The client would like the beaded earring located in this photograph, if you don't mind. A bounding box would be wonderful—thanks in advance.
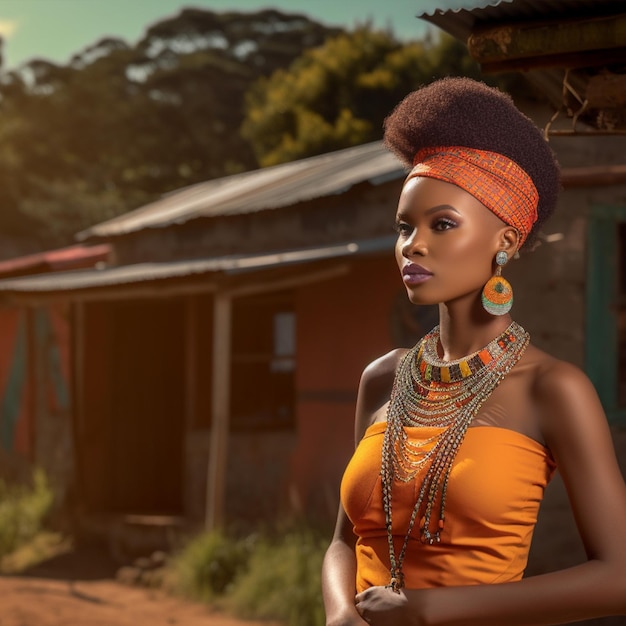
[482,250,513,315]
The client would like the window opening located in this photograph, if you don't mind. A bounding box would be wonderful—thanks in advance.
[231,291,295,429]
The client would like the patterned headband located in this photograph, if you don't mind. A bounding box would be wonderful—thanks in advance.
[407,146,539,246]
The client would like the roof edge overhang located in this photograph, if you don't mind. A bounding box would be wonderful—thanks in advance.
[415,0,626,134]
[0,236,397,304]
[468,12,626,74]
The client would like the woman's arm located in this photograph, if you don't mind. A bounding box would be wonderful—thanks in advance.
[356,360,626,626]
[322,505,368,626]
[323,350,405,626]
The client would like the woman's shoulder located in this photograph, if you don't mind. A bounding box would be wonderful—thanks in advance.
[353,347,411,441]
[524,344,592,394]
[524,344,603,436]
[361,347,409,385]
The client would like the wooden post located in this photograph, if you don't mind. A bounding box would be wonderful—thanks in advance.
[71,301,86,504]
[203,265,350,529]
[184,295,198,431]
[205,292,232,530]
[184,295,198,519]
[25,308,37,462]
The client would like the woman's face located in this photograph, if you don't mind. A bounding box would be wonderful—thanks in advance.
[394,176,509,307]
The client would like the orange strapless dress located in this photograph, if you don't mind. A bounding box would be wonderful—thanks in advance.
[341,422,556,592]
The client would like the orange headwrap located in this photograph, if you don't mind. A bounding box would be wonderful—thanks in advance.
[407,146,539,246]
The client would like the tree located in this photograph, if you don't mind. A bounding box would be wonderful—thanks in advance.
[241,29,484,167]
[0,9,340,253]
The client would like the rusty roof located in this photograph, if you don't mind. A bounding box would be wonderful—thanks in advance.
[415,0,621,40]
[77,141,404,242]
[0,236,396,297]
[415,0,626,135]
[0,244,111,278]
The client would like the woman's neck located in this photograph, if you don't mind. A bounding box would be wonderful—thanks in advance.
[436,301,513,361]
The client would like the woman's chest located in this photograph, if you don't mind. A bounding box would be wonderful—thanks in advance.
[341,425,554,533]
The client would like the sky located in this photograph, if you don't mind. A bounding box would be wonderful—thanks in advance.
[0,0,433,71]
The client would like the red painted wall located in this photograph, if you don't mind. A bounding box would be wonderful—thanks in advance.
[291,254,404,520]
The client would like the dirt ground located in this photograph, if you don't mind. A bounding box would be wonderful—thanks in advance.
[0,544,282,626]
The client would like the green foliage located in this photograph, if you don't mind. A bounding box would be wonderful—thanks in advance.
[169,525,328,626]
[19,180,151,243]
[1,531,71,574]
[241,28,484,167]
[171,529,252,602]
[0,8,520,251]
[226,527,327,626]
[0,9,340,250]
[0,469,54,559]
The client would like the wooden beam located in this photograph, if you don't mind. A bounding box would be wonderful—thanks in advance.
[548,131,626,137]
[225,265,349,299]
[25,309,36,462]
[71,301,87,508]
[479,47,626,73]
[468,14,626,65]
[184,295,198,432]
[0,280,219,307]
[561,164,626,189]
[0,261,351,306]
[205,292,232,530]
[183,296,198,520]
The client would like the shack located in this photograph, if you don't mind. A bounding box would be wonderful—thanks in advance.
[0,122,623,539]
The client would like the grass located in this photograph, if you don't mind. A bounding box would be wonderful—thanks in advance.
[169,528,253,603]
[0,531,71,574]
[169,525,328,626]
[0,470,329,625]
[226,527,326,626]
[0,469,54,561]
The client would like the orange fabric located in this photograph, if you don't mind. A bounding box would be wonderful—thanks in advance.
[341,422,555,592]
[408,146,539,246]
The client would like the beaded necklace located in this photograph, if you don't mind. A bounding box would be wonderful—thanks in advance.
[380,321,530,592]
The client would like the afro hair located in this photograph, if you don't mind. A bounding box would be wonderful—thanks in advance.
[383,77,560,248]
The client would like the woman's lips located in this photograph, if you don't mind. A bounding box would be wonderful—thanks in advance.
[402,263,433,285]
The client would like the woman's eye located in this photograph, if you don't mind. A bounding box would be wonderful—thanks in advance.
[433,218,457,232]
[394,222,413,236]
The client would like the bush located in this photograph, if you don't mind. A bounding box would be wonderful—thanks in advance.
[171,529,252,603]
[226,527,327,626]
[1,531,71,574]
[169,524,328,626]
[0,469,54,559]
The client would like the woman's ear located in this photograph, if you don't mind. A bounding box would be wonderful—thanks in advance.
[499,227,521,255]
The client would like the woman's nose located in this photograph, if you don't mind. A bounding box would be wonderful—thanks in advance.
[402,230,427,257]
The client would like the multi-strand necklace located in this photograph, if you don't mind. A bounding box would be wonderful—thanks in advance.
[380,321,530,592]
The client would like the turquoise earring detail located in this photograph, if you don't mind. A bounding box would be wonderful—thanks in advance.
[482,250,513,315]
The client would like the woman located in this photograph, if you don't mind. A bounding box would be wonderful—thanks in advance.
[322,77,626,625]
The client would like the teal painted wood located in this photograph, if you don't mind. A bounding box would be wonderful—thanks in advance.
[592,205,626,220]
[35,309,69,412]
[611,409,626,423]
[585,205,625,424]
[0,312,28,451]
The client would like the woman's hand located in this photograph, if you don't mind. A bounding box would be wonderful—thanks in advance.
[354,585,413,626]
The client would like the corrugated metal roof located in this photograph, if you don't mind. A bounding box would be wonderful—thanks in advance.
[0,244,111,278]
[415,0,512,17]
[416,0,621,44]
[0,236,396,295]
[415,0,626,134]
[77,141,405,241]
